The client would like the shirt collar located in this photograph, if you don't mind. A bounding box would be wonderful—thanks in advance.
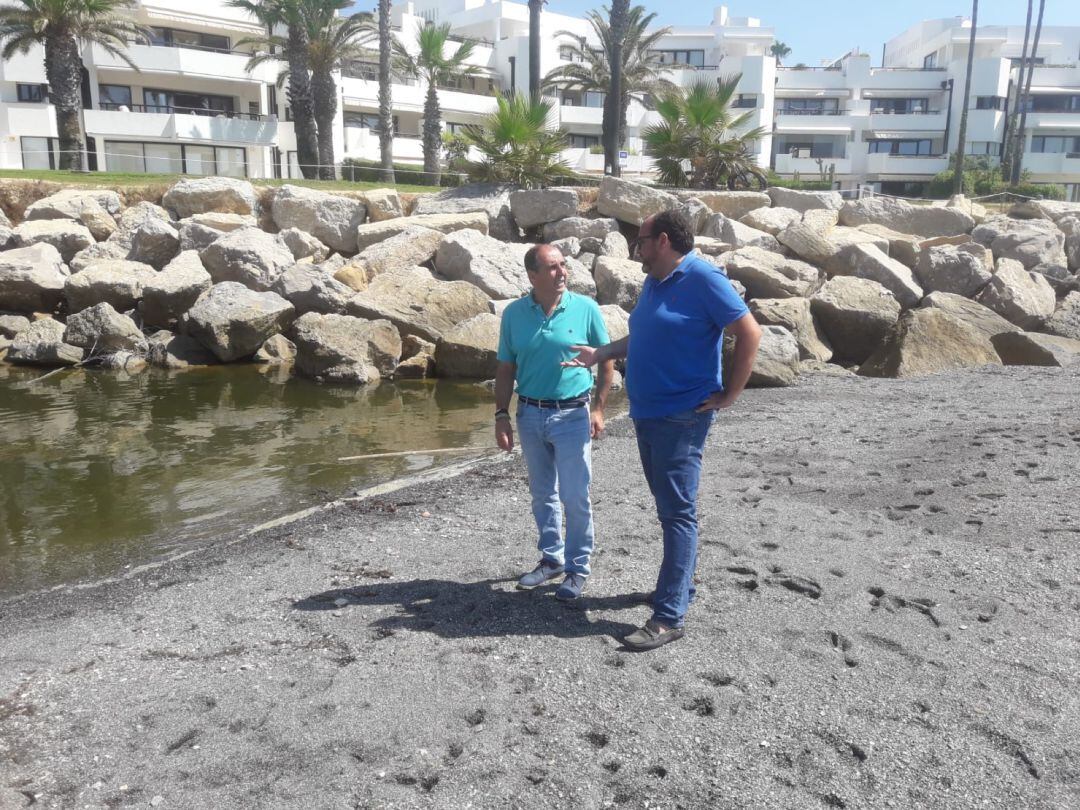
[654,253,693,285]
[528,290,571,313]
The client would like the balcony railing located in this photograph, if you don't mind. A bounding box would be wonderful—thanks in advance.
[146,41,255,57]
[100,103,266,121]
[775,108,847,116]
[342,64,418,86]
[869,108,942,115]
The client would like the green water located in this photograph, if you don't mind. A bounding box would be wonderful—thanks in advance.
[1,363,585,597]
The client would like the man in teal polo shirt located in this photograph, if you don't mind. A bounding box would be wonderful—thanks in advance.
[494,243,614,600]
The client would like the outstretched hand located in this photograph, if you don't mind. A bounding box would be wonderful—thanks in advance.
[562,344,599,369]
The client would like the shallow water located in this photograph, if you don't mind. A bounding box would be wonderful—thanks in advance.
[0,363,621,597]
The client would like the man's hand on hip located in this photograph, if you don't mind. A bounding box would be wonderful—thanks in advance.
[696,390,738,412]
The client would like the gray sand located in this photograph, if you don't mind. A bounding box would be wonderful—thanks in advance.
[1,365,1078,809]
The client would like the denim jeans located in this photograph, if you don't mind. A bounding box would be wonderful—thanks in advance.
[516,402,595,576]
[634,407,715,628]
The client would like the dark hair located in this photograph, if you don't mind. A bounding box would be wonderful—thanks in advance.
[524,242,558,273]
[650,209,695,254]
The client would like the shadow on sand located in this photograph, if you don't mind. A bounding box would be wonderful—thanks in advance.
[294,578,646,643]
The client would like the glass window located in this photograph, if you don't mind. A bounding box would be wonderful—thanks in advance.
[17,84,47,102]
[923,52,937,68]
[149,27,169,46]
[567,133,599,148]
[98,84,132,109]
[975,96,1005,110]
[584,91,605,108]
[144,143,181,174]
[215,147,246,178]
[184,144,216,175]
[105,141,145,172]
[21,136,55,169]
[144,90,170,114]
[201,34,229,53]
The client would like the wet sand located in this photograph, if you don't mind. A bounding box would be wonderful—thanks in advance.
[1,364,1078,809]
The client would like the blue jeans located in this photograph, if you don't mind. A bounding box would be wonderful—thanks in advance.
[516,402,595,576]
[634,407,715,628]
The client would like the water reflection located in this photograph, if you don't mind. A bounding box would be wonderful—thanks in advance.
[0,364,622,596]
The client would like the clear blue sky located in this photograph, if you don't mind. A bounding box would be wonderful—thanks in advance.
[542,1,1080,67]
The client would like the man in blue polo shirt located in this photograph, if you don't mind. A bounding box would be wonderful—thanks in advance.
[565,210,762,649]
[495,243,614,601]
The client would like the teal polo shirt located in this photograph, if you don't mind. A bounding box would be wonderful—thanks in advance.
[497,290,610,400]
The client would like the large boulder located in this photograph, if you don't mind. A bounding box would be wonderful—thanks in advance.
[412,184,517,241]
[433,228,530,300]
[24,190,120,241]
[745,325,800,387]
[139,251,212,328]
[161,177,258,219]
[6,318,83,366]
[12,219,94,263]
[723,247,820,299]
[279,228,329,263]
[810,276,901,363]
[362,188,404,223]
[0,313,30,338]
[749,297,832,362]
[598,304,630,342]
[856,224,921,268]
[975,258,1056,330]
[721,218,782,252]
[271,264,356,315]
[271,184,367,254]
[254,334,297,365]
[0,243,68,312]
[564,256,596,297]
[675,197,711,235]
[0,208,12,249]
[65,260,157,313]
[973,217,1067,272]
[1056,215,1080,271]
[128,218,180,270]
[596,176,678,226]
[914,243,993,297]
[110,202,173,250]
[336,226,446,290]
[348,266,490,343]
[859,308,1001,378]
[69,241,128,274]
[509,188,579,229]
[687,190,770,219]
[918,292,1021,341]
[434,312,501,378]
[740,207,801,236]
[839,196,974,237]
[766,187,843,213]
[200,228,295,292]
[178,213,254,253]
[147,332,218,369]
[288,312,401,384]
[831,243,923,308]
[184,282,295,362]
[1044,292,1080,341]
[354,212,487,252]
[598,231,630,260]
[777,217,836,266]
[593,255,645,312]
[541,217,618,243]
[63,302,148,354]
[991,331,1080,367]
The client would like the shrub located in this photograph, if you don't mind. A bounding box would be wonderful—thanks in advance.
[1008,182,1065,201]
[339,158,465,187]
[765,171,833,191]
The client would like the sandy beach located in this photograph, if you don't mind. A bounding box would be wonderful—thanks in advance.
[1,364,1078,809]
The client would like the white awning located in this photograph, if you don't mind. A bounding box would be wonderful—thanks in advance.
[140,5,265,35]
[774,124,852,133]
[868,130,944,140]
[1031,121,1080,130]
[772,89,851,98]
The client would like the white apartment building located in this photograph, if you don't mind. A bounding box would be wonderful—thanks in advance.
[0,1,1076,200]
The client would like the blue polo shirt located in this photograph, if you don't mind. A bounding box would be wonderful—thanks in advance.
[497,290,610,400]
[626,252,749,419]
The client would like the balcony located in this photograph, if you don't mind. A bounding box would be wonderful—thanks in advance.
[558,104,604,128]
[342,126,424,162]
[1021,151,1080,177]
[865,153,950,177]
[774,153,852,175]
[83,107,277,145]
[774,110,859,134]
[867,109,947,132]
[89,42,277,84]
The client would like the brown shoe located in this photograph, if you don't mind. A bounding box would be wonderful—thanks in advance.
[623,619,684,651]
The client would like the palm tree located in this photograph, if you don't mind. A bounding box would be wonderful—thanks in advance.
[240,0,370,180]
[605,0,628,176]
[952,0,978,195]
[0,0,147,171]
[528,0,543,100]
[1011,0,1045,185]
[1001,0,1033,177]
[393,21,480,185]
[377,0,394,183]
[544,6,672,168]
[769,41,791,66]
[230,0,320,179]
[643,76,768,190]
[462,94,571,188]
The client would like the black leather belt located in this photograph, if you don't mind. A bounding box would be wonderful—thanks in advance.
[518,393,590,410]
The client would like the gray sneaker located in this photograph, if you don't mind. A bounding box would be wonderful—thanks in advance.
[555,573,588,601]
[517,559,564,590]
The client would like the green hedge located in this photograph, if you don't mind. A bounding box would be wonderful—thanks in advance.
[339,158,465,187]
[765,172,834,191]
[927,168,1066,201]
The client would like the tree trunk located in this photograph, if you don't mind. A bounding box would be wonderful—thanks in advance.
[952,0,978,195]
[45,35,85,171]
[1002,0,1033,179]
[422,81,442,186]
[378,0,395,184]
[286,21,320,180]
[528,0,542,101]
[1011,0,1045,186]
[312,69,337,180]
[605,0,629,177]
